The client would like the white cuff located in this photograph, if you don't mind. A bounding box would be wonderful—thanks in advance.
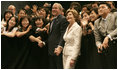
[42,41,46,46]
[107,35,113,41]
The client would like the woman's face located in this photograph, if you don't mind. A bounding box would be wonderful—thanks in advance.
[66,12,75,23]
[82,12,90,20]
[82,7,87,13]
[5,12,13,21]
[21,18,29,28]
[35,19,44,28]
[39,9,46,18]
[90,10,98,21]
[8,17,16,27]
[18,10,26,18]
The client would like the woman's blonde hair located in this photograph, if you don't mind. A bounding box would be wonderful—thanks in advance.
[66,9,79,22]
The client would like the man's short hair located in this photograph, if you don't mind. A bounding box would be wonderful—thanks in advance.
[99,2,111,9]
[53,3,63,11]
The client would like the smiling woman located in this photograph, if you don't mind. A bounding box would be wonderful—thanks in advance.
[1,16,18,68]
[16,16,32,37]
[62,9,82,69]
[1,16,18,37]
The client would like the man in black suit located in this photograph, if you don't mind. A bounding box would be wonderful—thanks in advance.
[47,3,69,69]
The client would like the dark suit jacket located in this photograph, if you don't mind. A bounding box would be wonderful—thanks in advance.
[47,15,69,56]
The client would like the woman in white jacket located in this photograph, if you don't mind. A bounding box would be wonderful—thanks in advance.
[63,9,82,69]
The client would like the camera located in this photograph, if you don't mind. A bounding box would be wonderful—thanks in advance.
[99,46,108,54]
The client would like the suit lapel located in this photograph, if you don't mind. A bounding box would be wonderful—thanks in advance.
[66,22,77,35]
[51,15,61,33]
[52,19,58,30]
[49,17,58,33]
[106,13,112,30]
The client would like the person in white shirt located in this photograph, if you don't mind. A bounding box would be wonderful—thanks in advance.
[1,16,18,37]
[1,10,13,28]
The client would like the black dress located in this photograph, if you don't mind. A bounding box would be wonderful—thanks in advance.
[75,24,101,69]
[10,28,33,69]
[23,27,48,69]
[1,35,18,69]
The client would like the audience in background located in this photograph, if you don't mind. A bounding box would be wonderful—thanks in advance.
[1,1,117,69]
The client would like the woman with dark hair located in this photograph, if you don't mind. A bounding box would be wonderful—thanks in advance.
[38,7,51,23]
[2,16,18,37]
[81,11,90,36]
[29,17,48,47]
[1,10,13,28]
[77,8,100,69]
[16,16,32,37]
[38,7,49,19]
[24,17,48,69]
[15,16,32,51]
[76,11,91,68]
[1,16,18,68]
[11,16,33,69]
[17,8,27,26]
[85,8,100,68]
[89,8,99,30]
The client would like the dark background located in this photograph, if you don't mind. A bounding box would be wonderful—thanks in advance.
[1,1,117,19]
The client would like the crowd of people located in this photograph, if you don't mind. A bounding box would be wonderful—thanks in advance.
[1,1,117,69]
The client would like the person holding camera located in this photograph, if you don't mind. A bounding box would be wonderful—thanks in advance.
[94,2,117,69]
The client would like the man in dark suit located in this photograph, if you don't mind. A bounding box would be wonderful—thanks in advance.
[94,2,117,69]
[47,3,69,69]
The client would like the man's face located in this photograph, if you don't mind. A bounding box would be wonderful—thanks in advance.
[8,6,16,15]
[52,4,61,16]
[98,4,110,16]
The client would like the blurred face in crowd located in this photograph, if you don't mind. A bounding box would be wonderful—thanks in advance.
[5,12,13,21]
[8,17,16,28]
[90,10,99,21]
[39,8,46,18]
[52,3,62,17]
[82,7,87,13]
[8,5,16,15]
[21,18,29,28]
[66,12,75,23]
[82,12,90,21]
[24,5,30,10]
[43,3,51,8]
[43,3,49,7]
[18,10,26,19]
[98,4,110,16]
[92,3,98,8]
[106,1,115,9]
[35,19,44,28]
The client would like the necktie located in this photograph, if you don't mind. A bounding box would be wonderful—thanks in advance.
[50,19,56,32]
[102,19,108,36]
